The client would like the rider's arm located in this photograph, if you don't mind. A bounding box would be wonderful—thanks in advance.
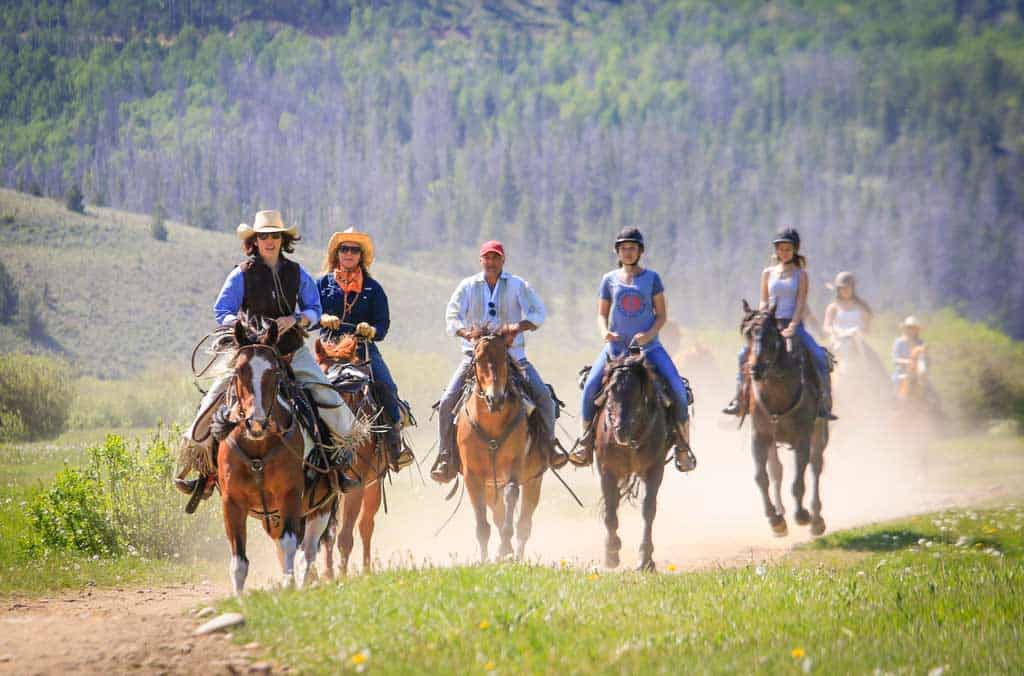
[369,283,391,341]
[295,268,322,328]
[789,269,809,329]
[516,278,546,333]
[213,268,244,326]
[446,278,471,339]
[597,298,612,339]
[822,303,837,336]
[758,268,770,311]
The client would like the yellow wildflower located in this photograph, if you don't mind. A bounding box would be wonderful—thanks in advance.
[588,573,600,581]
[791,648,806,659]
[351,652,368,665]
[484,661,497,670]
[667,564,678,572]
[479,620,490,630]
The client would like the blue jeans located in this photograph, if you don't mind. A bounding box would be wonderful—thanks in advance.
[737,321,828,380]
[581,343,689,424]
[367,342,401,423]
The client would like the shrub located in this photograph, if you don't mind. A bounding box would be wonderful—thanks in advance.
[0,353,75,440]
[27,466,121,555]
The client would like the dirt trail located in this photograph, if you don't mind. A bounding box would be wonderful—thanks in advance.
[3,414,1020,674]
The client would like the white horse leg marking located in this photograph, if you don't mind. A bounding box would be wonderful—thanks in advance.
[275,532,298,588]
[297,511,331,588]
[230,555,249,596]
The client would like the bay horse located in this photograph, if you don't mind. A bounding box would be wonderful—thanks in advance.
[594,345,669,571]
[458,326,544,562]
[218,321,341,594]
[741,300,829,537]
[313,335,388,576]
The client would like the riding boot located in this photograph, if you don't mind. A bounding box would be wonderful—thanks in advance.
[815,369,839,421]
[722,377,747,416]
[670,420,697,472]
[547,438,570,470]
[385,423,414,472]
[568,421,596,467]
[173,436,217,512]
[430,416,460,484]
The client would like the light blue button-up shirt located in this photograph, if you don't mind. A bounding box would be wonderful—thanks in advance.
[445,271,547,361]
[213,261,322,327]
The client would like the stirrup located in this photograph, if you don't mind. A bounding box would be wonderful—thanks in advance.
[567,436,594,467]
[389,446,415,472]
[722,398,742,416]
[430,451,458,484]
[673,445,697,473]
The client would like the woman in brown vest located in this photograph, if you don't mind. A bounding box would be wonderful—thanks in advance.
[175,210,358,503]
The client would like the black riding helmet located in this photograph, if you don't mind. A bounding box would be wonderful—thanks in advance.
[614,227,645,252]
[772,228,800,249]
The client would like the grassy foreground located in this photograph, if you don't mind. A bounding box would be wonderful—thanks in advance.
[221,505,1024,674]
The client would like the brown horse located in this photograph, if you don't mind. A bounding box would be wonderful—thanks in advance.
[896,344,942,423]
[742,300,829,537]
[458,326,544,562]
[218,322,339,594]
[313,335,388,576]
[593,347,669,571]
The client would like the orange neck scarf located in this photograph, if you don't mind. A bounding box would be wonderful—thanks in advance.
[334,267,364,295]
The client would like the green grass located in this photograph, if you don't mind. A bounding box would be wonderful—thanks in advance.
[219,505,1024,674]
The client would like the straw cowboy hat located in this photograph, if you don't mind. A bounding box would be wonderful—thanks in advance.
[903,315,922,328]
[324,226,375,270]
[236,210,299,240]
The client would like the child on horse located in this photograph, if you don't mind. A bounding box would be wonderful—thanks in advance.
[569,227,697,472]
[431,240,569,483]
[722,228,837,421]
[174,210,358,504]
[317,227,413,472]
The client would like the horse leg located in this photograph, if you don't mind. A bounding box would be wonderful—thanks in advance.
[601,471,622,569]
[515,477,542,560]
[809,431,827,535]
[336,489,362,577]
[792,439,812,526]
[273,503,303,590]
[498,482,518,560]
[753,433,786,536]
[223,499,249,596]
[297,508,331,588]
[466,477,491,563]
[320,510,337,581]
[637,464,664,572]
[358,482,382,573]
[767,444,785,518]
[489,482,508,561]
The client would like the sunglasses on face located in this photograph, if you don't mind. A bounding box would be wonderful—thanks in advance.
[338,245,362,255]
[257,232,282,240]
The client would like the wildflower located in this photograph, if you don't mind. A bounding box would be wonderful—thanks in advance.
[667,564,677,572]
[792,648,806,659]
[479,620,490,630]
[350,651,368,665]
[588,573,600,581]
[484,661,497,670]
[755,564,767,577]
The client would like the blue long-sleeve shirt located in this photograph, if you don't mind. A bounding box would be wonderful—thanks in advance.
[317,273,391,341]
[213,263,322,327]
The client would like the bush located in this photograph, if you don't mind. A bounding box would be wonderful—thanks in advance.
[151,214,168,241]
[65,183,84,213]
[26,432,220,559]
[0,353,75,440]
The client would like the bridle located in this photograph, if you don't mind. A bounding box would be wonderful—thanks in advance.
[603,352,658,450]
[228,343,293,440]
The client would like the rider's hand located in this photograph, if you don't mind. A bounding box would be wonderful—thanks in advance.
[781,324,796,338]
[603,330,622,343]
[634,330,654,345]
[275,315,297,334]
[502,323,520,338]
[320,314,341,330]
[355,322,377,340]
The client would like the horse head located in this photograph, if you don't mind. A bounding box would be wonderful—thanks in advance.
[231,320,283,440]
[467,325,513,412]
[603,351,655,449]
[742,301,786,381]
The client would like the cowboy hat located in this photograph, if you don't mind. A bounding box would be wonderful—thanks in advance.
[903,315,921,328]
[236,210,299,240]
[826,271,856,291]
[324,226,375,270]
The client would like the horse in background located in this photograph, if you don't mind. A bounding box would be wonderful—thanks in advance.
[457,326,545,562]
[593,346,670,571]
[217,322,338,594]
[741,300,829,537]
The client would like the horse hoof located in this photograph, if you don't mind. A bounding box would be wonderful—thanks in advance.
[636,560,656,573]
[810,517,826,536]
[795,509,812,526]
[770,517,788,537]
[605,552,620,569]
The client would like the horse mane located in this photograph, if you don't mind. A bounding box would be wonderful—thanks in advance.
[319,334,359,362]
[463,324,512,342]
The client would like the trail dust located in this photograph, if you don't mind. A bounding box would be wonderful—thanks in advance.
[3,396,1020,674]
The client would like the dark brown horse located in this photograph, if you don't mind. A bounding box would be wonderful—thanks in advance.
[594,347,669,571]
[741,300,829,537]
[218,322,339,594]
[313,335,388,576]
[457,326,545,562]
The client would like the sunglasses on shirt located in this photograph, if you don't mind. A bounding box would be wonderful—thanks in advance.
[488,301,496,317]
[257,232,282,240]
[338,245,362,254]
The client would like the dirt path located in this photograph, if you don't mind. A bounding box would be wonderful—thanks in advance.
[2,420,1020,674]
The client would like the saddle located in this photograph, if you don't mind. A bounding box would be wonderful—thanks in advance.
[578,361,693,412]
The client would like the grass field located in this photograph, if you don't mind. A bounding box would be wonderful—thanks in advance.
[219,504,1024,674]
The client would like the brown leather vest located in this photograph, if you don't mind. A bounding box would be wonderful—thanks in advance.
[240,256,303,354]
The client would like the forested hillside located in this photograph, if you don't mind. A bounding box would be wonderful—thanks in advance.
[2,1,1023,334]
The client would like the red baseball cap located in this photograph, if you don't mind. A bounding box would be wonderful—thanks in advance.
[479,240,505,258]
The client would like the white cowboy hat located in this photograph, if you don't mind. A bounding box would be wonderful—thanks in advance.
[323,226,375,270]
[236,210,299,240]
[903,315,921,328]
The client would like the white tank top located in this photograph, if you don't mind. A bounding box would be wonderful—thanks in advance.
[768,268,800,319]
[834,307,863,332]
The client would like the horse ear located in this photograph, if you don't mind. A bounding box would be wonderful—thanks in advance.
[263,321,279,346]
[234,320,249,347]
[767,300,777,317]
[742,299,752,314]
